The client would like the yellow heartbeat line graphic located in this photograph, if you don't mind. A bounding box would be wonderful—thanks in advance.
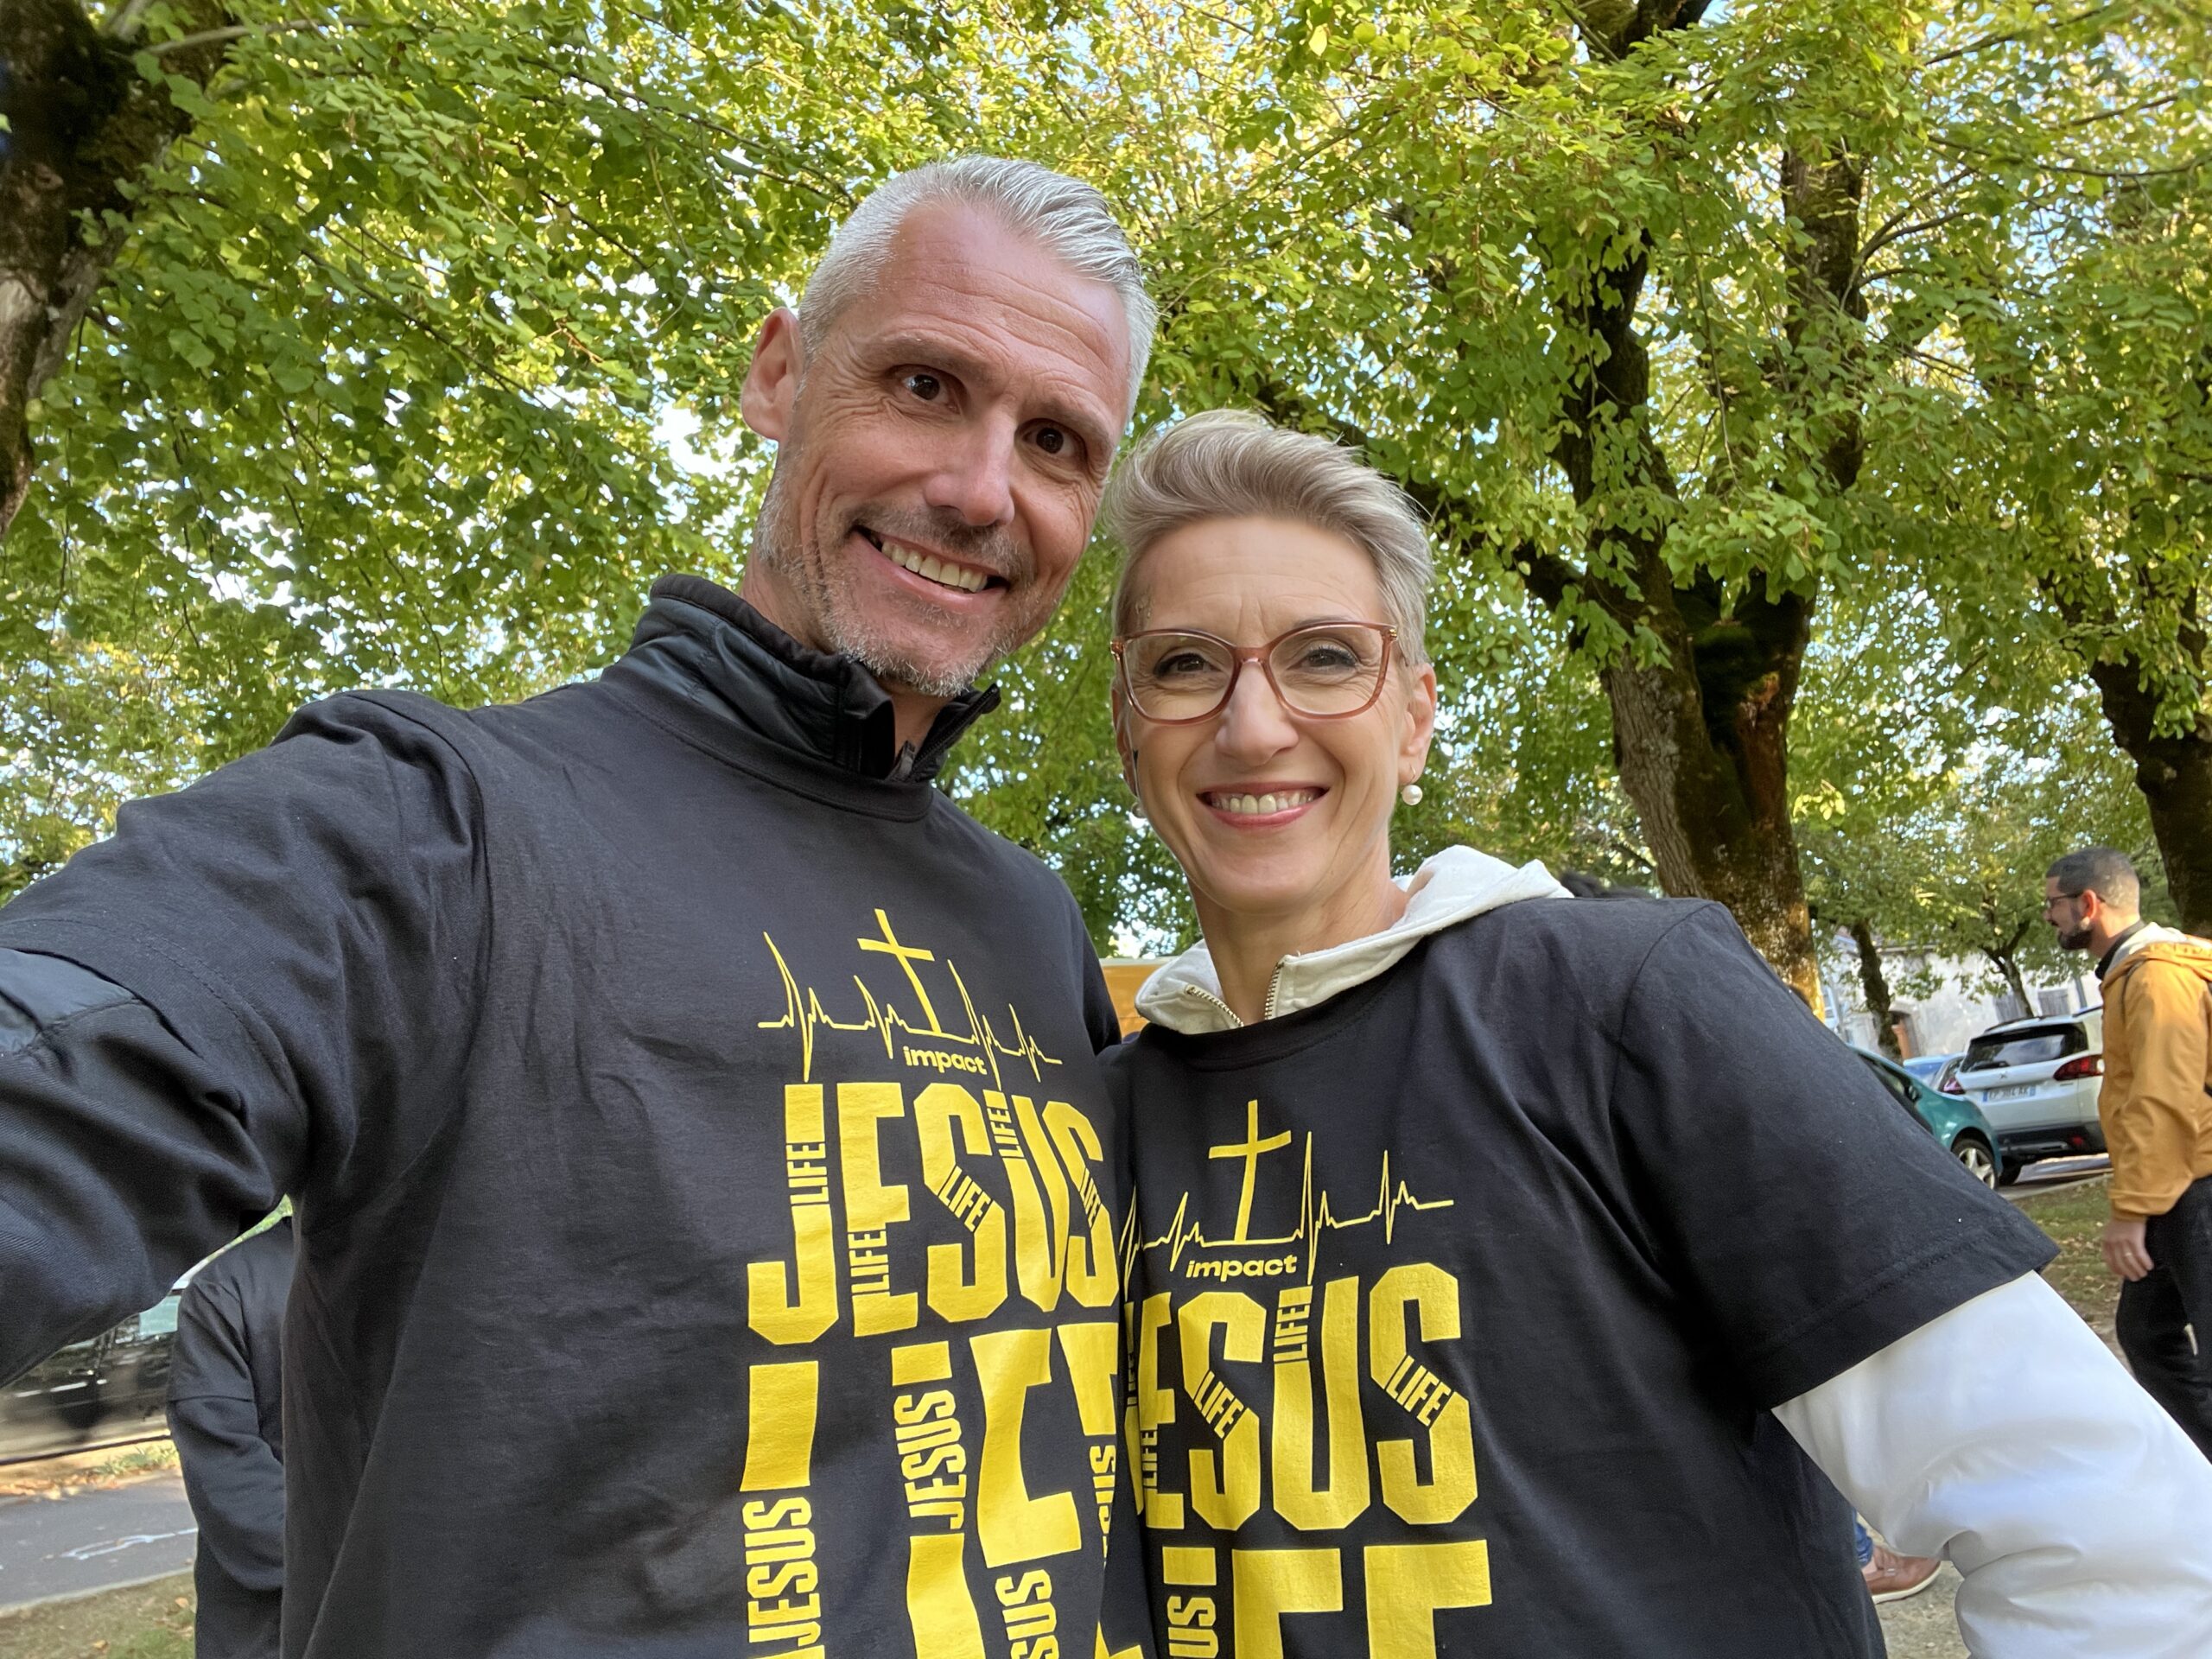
[1140,1131,1455,1282]
[756,911,1062,1088]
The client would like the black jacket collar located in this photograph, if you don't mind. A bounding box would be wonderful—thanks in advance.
[2096,919,2149,982]
[617,575,999,784]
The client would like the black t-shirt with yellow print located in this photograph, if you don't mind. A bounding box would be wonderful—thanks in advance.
[0,580,1154,1658]
[1103,899,2053,1658]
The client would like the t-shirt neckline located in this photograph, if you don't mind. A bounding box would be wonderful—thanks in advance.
[1132,942,1423,1068]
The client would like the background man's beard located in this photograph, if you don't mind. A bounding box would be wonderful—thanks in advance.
[2057,921,2094,951]
[750,473,1036,698]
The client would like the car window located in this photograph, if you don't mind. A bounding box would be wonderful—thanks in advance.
[1857,1055,1916,1108]
[1961,1025,2087,1071]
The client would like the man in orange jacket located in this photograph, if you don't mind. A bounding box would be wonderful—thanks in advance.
[2047,847,2212,1456]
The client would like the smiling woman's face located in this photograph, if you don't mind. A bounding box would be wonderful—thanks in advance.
[1116,515,1436,932]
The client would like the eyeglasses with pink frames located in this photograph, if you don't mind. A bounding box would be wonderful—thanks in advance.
[1110,621,1397,724]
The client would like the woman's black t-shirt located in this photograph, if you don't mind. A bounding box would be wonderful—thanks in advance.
[1103,898,2053,1658]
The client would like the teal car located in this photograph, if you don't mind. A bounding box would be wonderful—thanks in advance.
[1853,1047,2005,1189]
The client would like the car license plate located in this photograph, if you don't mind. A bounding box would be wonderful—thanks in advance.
[1984,1084,2038,1101]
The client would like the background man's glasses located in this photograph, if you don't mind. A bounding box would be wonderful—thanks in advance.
[1112,622,1397,723]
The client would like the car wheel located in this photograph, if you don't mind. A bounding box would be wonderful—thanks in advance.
[1953,1135,2000,1189]
[1994,1157,2023,1187]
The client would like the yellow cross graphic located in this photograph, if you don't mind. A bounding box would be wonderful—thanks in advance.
[858,909,946,1034]
[1209,1099,1291,1243]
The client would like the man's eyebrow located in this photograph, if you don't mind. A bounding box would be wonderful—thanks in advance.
[871,332,1116,457]
[874,332,989,381]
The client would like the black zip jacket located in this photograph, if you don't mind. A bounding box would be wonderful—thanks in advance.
[0,576,1151,1659]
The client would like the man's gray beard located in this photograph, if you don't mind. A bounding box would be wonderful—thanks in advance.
[750,473,1020,700]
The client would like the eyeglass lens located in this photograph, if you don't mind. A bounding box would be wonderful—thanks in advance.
[1122,625,1389,720]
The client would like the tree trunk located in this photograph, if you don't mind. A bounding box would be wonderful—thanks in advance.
[2087,654,2212,937]
[1545,237,1827,1010]
[1849,918,1901,1058]
[1592,601,1821,1006]
[1986,949,2031,1016]
[1249,7,1862,1015]
[0,0,231,539]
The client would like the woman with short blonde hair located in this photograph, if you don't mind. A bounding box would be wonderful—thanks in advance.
[1097,410,2209,1657]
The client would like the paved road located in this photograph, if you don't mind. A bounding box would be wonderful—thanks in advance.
[0,1475,195,1611]
[2002,1153,2111,1202]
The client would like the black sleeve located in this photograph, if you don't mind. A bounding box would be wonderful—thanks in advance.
[1082,944,1123,1056]
[1611,905,2056,1408]
[167,1277,284,1594]
[0,694,484,1382]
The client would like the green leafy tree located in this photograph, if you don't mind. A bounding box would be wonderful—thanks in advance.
[0,0,986,734]
[1092,0,2204,1003]
[1803,682,2167,1042]
[4,0,2202,978]
[0,636,207,899]
[1904,61,2212,931]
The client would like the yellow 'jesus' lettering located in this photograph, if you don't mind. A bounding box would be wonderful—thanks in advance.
[839,1082,917,1336]
[749,1087,838,1344]
[1178,1292,1264,1530]
[1272,1274,1369,1530]
[1046,1100,1118,1309]
[1368,1265,1476,1523]
[1132,1294,1185,1530]
[915,1084,1009,1324]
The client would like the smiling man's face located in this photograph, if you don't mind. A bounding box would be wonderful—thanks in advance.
[738,201,1131,701]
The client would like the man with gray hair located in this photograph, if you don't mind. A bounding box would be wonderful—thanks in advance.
[2047,847,2212,1454]
[0,156,1156,1656]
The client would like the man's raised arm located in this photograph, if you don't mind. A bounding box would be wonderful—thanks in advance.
[0,692,485,1379]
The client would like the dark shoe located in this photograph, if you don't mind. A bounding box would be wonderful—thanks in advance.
[1862,1541,1942,1604]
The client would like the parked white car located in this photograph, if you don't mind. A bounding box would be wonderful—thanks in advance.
[1945,1010,2106,1185]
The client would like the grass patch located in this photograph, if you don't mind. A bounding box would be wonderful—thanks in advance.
[0,1573,193,1659]
[0,1440,176,1501]
[2017,1173,2120,1339]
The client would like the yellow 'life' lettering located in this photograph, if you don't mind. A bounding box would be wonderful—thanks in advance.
[739,1363,820,1493]
[992,1092,1067,1313]
[1230,1548,1342,1659]
[1133,1293,1185,1529]
[1045,1100,1118,1309]
[971,1328,1082,1567]
[1363,1540,1493,1657]
[1056,1320,1120,1535]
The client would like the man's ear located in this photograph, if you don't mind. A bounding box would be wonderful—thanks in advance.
[1399,660,1439,785]
[741,308,804,441]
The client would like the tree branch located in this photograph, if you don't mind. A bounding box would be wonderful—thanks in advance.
[1923,0,2131,66]
[145,21,321,58]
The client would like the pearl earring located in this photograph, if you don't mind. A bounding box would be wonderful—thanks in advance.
[1400,782,1423,806]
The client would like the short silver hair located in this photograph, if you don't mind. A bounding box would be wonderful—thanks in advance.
[1103,410,1434,664]
[798,156,1155,410]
